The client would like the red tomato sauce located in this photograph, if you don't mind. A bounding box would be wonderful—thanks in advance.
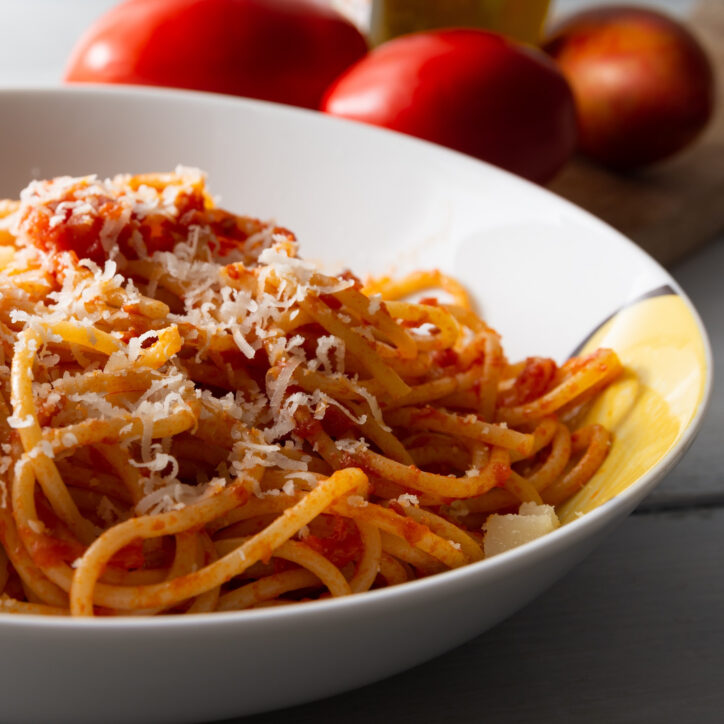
[303,516,362,568]
[107,538,146,569]
[27,533,83,569]
[500,357,557,407]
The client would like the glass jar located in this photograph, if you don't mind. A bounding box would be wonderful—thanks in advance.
[370,0,551,46]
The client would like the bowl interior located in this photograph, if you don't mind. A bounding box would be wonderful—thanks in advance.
[0,86,709,528]
[0,86,712,724]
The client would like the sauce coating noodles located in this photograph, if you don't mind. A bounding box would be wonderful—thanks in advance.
[0,170,621,616]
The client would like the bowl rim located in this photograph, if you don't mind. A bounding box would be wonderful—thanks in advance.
[0,84,713,630]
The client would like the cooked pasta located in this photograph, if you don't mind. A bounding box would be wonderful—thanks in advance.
[0,169,622,616]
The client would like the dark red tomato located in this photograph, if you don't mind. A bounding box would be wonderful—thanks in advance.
[65,0,368,110]
[544,6,714,169]
[322,29,578,183]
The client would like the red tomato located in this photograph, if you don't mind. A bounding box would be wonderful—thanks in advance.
[65,0,368,110]
[321,29,578,183]
[544,7,714,169]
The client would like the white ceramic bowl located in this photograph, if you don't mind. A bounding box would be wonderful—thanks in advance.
[0,87,711,724]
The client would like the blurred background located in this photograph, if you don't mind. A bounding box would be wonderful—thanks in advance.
[0,0,696,85]
[0,0,718,267]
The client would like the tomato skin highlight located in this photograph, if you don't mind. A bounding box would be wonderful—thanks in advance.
[321,29,577,183]
[64,0,368,110]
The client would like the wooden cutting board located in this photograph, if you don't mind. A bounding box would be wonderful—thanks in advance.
[547,0,724,267]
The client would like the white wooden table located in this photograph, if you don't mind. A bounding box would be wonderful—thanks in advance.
[226,235,724,723]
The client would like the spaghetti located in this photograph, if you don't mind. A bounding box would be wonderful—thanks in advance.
[0,169,622,617]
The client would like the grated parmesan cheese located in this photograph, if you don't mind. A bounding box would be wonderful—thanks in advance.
[26,519,46,534]
[483,502,560,558]
[396,493,419,507]
[346,495,368,508]
[60,433,79,449]
[335,437,369,454]
[6,414,33,429]
[0,169,419,522]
